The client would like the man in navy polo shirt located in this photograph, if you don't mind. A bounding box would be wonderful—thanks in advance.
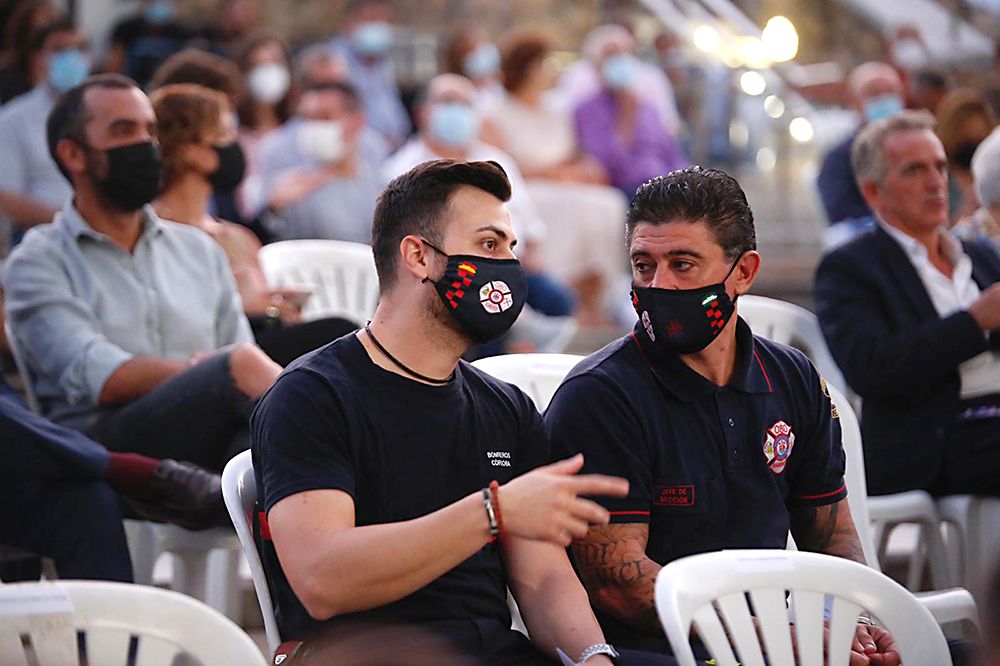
[546,167,900,663]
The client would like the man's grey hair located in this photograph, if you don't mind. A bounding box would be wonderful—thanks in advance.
[972,126,1000,209]
[851,109,937,186]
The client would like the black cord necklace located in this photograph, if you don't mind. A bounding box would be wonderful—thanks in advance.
[364,324,455,385]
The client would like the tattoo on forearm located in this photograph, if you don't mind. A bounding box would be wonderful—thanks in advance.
[572,525,662,632]
[790,500,866,564]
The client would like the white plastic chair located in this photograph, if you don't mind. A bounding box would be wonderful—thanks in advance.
[937,494,1000,600]
[471,353,583,411]
[738,295,953,592]
[222,450,281,654]
[5,321,243,619]
[0,580,265,665]
[829,384,979,634]
[654,549,951,666]
[258,239,379,325]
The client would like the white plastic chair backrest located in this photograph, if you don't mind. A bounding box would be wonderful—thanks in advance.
[471,353,584,411]
[221,450,281,654]
[738,295,848,395]
[0,580,266,666]
[258,239,379,325]
[827,383,881,571]
[4,320,40,413]
[655,549,951,666]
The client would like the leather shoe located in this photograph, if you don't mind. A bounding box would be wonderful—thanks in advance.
[125,460,229,531]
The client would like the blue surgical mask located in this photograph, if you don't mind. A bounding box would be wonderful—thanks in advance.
[602,53,639,90]
[429,102,480,148]
[48,49,89,92]
[463,43,500,79]
[144,0,176,25]
[863,94,903,124]
[351,21,394,57]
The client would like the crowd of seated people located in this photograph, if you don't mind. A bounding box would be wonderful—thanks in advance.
[2,0,999,663]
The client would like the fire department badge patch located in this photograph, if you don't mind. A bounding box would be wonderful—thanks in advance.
[763,420,795,474]
[480,280,513,314]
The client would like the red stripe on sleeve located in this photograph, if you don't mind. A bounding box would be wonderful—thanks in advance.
[794,482,847,501]
[608,510,651,516]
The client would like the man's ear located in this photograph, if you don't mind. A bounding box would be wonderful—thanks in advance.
[859,178,880,210]
[55,138,88,178]
[399,234,435,282]
[732,250,761,296]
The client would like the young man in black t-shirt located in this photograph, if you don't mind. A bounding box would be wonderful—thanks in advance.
[545,167,901,663]
[252,160,642,665]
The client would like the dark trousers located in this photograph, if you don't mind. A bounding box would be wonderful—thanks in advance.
[255,317,358,367]
[0,387,132,582]
[89,350,254,473]
[932,395,1000,496]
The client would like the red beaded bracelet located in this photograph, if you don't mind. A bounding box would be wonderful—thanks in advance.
[489,480,504,538]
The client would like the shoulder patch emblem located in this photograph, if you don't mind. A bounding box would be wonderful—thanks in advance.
[763,420,795,474]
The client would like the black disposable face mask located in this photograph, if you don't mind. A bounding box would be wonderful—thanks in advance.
[86,140,163,212]
[421,240,527,343]
[631,255,742,355]
[209,141,247,192]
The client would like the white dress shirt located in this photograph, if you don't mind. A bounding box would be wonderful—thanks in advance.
[880,221,1000,398]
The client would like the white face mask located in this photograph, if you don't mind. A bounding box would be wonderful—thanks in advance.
[298,119,346,164]
[248,62,290,104]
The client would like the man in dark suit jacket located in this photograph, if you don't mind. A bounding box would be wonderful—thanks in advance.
[815,109,1000,497]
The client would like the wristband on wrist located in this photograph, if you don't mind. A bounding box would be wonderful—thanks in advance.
[482,487,499,543]
[488,480,504,537]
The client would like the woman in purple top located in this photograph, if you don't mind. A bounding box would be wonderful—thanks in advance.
[573,30,688,196]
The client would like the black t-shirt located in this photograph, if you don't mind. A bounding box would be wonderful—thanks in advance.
[251,333,549,640]
[545,318,847,650]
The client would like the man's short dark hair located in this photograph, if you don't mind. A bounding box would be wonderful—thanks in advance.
[625,166,756,260]
[372,160,512,293]
[46,73,139,181]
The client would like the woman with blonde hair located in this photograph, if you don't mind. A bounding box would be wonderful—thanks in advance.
[151,83,355,365]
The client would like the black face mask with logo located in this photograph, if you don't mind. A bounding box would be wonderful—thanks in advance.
[209,142,247,192]
[422,240,527,343]
[631,255,742,355]
[87,141,163,212]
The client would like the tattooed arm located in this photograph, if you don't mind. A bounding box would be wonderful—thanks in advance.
[788,498,866,564]
[571,523,662,633]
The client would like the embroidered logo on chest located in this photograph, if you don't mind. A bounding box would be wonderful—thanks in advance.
[763,420,795,474]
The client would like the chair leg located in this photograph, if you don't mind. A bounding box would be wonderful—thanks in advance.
[171,549,209,602]
[923,519,954,590]
[124,521,157,585]
[205,548,243,621]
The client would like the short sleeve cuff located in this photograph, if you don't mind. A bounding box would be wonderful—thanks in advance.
[789,481,848,508]
[599,497,651,523]
[263,478,356,515]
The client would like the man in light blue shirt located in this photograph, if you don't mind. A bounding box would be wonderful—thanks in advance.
[329,0,410,149]
[3,73,281,472]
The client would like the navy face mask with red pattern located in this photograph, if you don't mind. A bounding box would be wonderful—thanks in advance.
[631,256,741,355]
[422,240,527,343]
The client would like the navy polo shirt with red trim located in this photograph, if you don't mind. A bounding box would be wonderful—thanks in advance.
[544,317,846,647]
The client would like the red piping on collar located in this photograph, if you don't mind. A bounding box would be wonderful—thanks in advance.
[752,349,773,393]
